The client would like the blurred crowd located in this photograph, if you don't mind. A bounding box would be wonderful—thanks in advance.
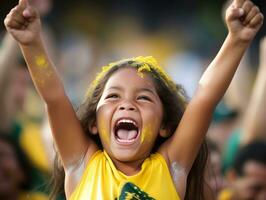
[0,0,265,200]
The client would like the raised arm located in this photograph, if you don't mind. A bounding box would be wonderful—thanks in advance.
[4,0,98,170]
[0,34,20,131]
[163,0,264,171]
[241,37,266,145]
[0,34,20,84]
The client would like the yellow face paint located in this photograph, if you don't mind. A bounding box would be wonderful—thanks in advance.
[97,119,110,145]
[33,55,54,86]
[35,55,48,68]
[141,124,153,144]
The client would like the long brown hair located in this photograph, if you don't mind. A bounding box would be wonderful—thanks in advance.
[50,58,209,200]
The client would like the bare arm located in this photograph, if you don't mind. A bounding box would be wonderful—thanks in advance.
[0,34,20,131]
[4,0,98,169]
[161,0,264,172]
[241,37,266,145]
[0,34,19,83]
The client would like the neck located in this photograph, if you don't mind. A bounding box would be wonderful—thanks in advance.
[111,157,146,176]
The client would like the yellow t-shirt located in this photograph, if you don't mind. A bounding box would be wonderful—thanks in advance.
[70,151,180,200]
[217,188,233,200]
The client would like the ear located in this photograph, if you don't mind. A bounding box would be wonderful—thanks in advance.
[89,121,98,135]
[159,127,171,138]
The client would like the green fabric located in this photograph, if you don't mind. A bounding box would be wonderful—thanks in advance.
[213,101,237,123]
[118,182,155,200]
[222,129,242,174]
[1,121,49,195]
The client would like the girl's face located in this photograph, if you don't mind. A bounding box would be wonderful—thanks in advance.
[95,68,164,162]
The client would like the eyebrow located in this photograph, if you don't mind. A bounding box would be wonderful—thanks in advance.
[107,86,157,96]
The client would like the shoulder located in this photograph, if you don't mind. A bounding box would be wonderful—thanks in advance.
[65,150,103,198]
[155,151,188,199]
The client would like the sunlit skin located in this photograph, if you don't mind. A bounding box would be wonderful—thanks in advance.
[94,68,165,174]
[35,55,48,68]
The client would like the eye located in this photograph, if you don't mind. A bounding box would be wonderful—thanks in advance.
[137,95,152,102]
[105,93,119,99]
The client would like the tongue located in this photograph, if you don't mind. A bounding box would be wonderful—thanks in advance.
[117,129,138,140]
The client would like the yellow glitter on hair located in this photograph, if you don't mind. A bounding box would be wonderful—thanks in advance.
[86,56,184,100]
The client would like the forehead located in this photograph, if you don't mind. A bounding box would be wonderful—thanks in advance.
[104,68,157,90]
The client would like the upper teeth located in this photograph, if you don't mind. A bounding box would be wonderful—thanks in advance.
[117,119,137,126]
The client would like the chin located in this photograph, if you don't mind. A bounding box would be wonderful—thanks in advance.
[110,148,140,162]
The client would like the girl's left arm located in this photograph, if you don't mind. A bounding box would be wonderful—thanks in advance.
[161,0,264,172]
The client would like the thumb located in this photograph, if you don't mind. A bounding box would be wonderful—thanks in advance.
[19,0,29,8]
[19,0,38,20]
[22,6,39,20]
[20,0,39,20]
[16,0,28,12]
[226,6,245,22]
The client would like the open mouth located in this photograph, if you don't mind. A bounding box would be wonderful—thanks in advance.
[114,119,139,144]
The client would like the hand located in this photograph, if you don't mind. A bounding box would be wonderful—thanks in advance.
[4,0,41,46]
[225,0,264,42]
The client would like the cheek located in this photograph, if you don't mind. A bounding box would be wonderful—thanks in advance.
[97,117,109,145]
[145,106,163,128]
[141,124,155,144]
[141,107,162,144]
[96,104,113,144]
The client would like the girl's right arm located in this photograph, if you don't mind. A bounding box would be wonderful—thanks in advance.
[4,0,98,170]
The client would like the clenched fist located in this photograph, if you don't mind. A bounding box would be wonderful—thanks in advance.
[225,0,264,42]
[4,0,42,46]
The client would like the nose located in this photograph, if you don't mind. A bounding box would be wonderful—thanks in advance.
[118,101,136,111]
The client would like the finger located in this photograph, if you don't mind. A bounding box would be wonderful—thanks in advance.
[5,17,24,29]
[17,0,28,13]
[242,1,254,16]
[234,0,246,7]
[249,13,264,28]
[10,7,26,25]
[243,6,260,25]
[22,6,39,20]
[226,6,245,22]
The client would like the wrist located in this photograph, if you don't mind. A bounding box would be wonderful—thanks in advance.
[19,33,44,49]
[226,33,252,48]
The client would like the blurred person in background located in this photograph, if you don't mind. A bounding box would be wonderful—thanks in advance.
[205,139,227,199]
[0,31,51,200]
[218,142,266,200]
[0,133,48,200]
[222,36,266,175]
[0,0,58,199]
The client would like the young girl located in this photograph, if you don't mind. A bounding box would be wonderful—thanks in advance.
[4,0,264,199]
